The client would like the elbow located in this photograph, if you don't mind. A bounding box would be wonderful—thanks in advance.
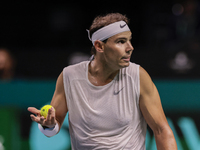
[153,125,177,146]
[153,125,177,149]
[153,124,174,138]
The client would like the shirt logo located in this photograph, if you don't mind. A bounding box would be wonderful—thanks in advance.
[114,87,124,95]
[120,24,127,28]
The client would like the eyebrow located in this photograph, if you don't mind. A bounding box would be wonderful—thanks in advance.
[115,36,132,41]
[117,38,127,40]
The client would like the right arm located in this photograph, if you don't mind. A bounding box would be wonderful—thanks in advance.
[50,71,68,130]
[28,71,68,135]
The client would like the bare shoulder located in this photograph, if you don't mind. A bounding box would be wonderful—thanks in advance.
[51,71,67,114]
[139,66,155,96]
[52,71,66,105]
[56,71,64,92]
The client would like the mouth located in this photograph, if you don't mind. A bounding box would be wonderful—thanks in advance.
[121,56,130,62]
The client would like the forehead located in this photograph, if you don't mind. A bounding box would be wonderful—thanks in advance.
[109,31,132,40]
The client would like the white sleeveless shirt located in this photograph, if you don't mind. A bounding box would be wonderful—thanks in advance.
[63,61,147,150]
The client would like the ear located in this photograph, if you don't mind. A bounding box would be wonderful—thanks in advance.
[94,40,104,53]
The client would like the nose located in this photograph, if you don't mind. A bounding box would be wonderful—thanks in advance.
[126,41,134,53]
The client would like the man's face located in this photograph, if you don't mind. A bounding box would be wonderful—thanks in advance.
[103,31,134,69]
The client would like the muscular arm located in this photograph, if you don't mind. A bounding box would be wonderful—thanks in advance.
[28,71,68,134]
[139,66,177,150]
[50,71,68,130]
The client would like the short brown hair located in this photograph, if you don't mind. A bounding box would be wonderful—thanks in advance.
[89,13,130,55]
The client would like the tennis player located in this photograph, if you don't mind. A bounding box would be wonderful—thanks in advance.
[28,13,177,150]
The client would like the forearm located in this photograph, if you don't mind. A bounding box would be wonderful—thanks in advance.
[154,128,177,150]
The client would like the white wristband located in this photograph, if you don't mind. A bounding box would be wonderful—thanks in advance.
[38,123,59,137]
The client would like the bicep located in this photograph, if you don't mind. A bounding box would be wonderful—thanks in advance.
[139,67,168,134]
[51,71,68,128]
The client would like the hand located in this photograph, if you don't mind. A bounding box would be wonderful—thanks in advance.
[27,107,57,128]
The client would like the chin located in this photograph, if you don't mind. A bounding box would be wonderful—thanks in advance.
[120,62,130,68]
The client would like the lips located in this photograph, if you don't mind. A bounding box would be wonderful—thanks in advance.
[121,56,130,62]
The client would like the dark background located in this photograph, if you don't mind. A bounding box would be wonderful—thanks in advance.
[1,0,200,79]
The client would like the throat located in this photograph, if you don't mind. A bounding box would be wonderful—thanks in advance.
[88,61,119,86]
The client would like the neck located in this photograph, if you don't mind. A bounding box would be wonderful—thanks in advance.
[88,58,119,86]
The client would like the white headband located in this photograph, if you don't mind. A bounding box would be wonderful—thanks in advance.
[87,21,130,45]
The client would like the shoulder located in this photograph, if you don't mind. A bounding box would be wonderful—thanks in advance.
[139,66,155,96]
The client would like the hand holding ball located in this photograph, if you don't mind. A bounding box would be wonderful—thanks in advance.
[40,105,55,118]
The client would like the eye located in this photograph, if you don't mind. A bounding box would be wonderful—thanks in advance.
[117,40,126,44]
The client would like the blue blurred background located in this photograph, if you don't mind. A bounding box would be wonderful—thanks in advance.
[1,0,200,149]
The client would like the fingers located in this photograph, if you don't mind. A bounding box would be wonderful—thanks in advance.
[47,107,55,121]
[29,106,56,128]
[27,107,40,116]
[30,114,43,123]
[28,107,42,123]
[45,107,56,127]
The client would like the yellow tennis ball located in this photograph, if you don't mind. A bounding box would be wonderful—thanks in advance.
[40,105,54,118]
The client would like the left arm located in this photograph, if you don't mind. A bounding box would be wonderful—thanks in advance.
[139,66,177,150]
